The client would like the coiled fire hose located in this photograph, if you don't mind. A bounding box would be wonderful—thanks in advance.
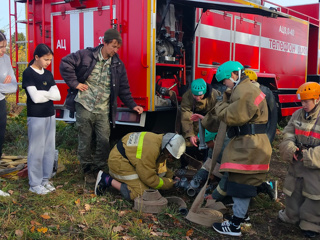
[133,189,188,215]
[185,122,227,227]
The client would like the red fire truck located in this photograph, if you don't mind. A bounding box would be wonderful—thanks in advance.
[8,0,320,134]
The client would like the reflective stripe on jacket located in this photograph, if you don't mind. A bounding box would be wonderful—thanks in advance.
[280,103,320,200]
[108,132,174,190]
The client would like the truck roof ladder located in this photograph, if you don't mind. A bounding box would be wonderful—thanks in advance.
[262,0,320,27]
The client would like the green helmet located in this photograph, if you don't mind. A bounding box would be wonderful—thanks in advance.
[191,78,207,96]
[215,61,244,82]
[198,129,217,143]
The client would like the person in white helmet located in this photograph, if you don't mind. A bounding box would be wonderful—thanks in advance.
[94,132,186,200]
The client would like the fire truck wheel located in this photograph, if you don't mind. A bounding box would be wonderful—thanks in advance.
[261,85,278,143]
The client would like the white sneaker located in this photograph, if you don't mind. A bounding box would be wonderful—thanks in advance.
[42,182,56,192]
[29,185,50,195]
[0,190,10,197]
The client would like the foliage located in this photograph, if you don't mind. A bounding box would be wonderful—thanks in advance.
[10,32,27,83]
[10,32,26,46]
[3,108,28,156]
[56,121,78,150]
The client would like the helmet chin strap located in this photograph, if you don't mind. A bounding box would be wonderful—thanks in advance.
[229,70,242,88]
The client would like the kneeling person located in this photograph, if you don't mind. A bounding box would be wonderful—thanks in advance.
[95,132,186,200]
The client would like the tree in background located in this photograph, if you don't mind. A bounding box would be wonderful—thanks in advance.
[10,32,27,82]
[8,31,27,104]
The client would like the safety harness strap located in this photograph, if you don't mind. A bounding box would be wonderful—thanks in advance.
[227,123,266,138]
[117,140,128,159]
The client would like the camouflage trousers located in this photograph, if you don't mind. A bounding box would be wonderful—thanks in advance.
[75,103,110,173]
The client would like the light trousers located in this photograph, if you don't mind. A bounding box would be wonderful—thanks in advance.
[27,116,55,187]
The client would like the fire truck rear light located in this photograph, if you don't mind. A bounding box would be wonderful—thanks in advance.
[201,70,207,76]
[55,109,64,119]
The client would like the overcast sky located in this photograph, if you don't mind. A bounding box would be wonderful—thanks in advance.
[0,0,319,37]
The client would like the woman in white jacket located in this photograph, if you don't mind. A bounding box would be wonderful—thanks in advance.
[0,32,17,197]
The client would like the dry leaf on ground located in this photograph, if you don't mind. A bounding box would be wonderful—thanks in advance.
[186,229,194,237]
[15,229,23,237]
[113,225,124,233]
[84,204,91,211]
[75,198,80,206]
[37,227,48,233]
[40,214,51,220]
[30,220,42,226]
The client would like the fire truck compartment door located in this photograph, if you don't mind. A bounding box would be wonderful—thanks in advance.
[171,0,289,18]
[51,7,114,80]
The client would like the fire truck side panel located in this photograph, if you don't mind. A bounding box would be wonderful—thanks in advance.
[259,17,308,89]
[233,16,260,70]
[51,14,70,106]
[194,10,233,80]
[29,0,151,114]
[307,26,319,75]
[195,9,308,88]
[117,0,150,111]
[288,4,320,76]
[51,6,115,106]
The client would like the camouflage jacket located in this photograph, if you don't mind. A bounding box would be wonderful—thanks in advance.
[60,44,137,127]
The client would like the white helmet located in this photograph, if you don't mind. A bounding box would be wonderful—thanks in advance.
[161,133,186,159]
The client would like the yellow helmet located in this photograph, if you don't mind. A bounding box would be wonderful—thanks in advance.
[244,69,258,81]
[296,82,320,100]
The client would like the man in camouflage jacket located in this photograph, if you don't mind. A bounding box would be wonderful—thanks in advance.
[60,29,143,183]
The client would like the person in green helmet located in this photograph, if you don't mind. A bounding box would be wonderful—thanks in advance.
[181,78,220,147]
[180,78,220,167]
[207,61,272,237]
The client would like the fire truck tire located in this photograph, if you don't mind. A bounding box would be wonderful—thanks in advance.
[213,83,277,143]
[261,85,278,143]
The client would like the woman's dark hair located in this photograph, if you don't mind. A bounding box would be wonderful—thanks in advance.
[0,31,6,42]
[28,43,54,67]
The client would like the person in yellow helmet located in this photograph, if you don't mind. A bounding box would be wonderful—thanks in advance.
[278,82,320,238]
